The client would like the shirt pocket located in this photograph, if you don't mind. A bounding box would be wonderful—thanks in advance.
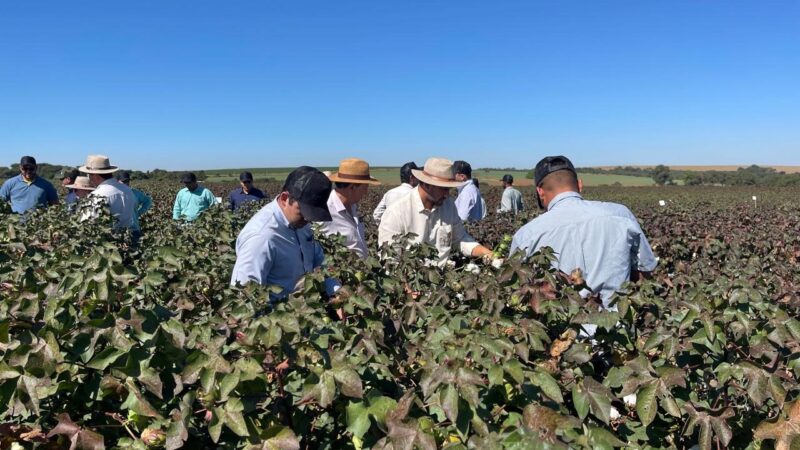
[435,224,453,249]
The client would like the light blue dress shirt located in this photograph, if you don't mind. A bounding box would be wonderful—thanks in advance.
[230,200,338,299]
[0,175,58,213]
[510,191,657,308]
[454,179,483,222]
[132,188,153,218]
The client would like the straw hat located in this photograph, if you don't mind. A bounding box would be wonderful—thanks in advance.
[79,155,119,174]
[327,158,381,185]
[64,176,96,191]
[411,157,467,188]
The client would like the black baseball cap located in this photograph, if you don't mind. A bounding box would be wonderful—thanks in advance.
[534,156,576,186]
[501,174,514,184]
[116,171,131,182]
[181,172,197,183]
[239,171,254,182]
[60,168,80,180]
[282,166,332,222]
[20,156,37,167]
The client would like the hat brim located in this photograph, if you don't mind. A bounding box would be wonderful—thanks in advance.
[327,173,381,185]
[411,169,466,188]
[79,165,119,174]
[299,201,332,222]
[65,184,95,191]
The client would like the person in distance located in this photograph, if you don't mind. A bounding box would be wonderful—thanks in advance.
[510,155,657,314]
[79,155,139,233]
[319,158,381,260]
[228,171,266,211]
[452,160,483,223]
[172,172,217,221]
[60,168,81,207]
[498,174,524,214]
[0,156,59,214]
[372,161,419,224]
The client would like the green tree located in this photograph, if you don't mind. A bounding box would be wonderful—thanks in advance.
[652,164,672,185]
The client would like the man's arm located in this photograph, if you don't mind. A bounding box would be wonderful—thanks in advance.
[500,189,512,212]
[204,188,217,209]
[377,207,404,248]
[172,192,182,220]
[228,192,237,211]
[46,183,59,206]
[372,195,387,223]
[231,233,272,286]
[137,191,153,216]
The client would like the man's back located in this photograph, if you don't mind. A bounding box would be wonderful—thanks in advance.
[510,191,656,306]
[372,183,413,222]
[90,179,138,230]
[454,180,482,222]
[500,187,524,213]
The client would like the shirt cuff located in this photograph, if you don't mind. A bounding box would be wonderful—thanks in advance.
[460,241,480,257]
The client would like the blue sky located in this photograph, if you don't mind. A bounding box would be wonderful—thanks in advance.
[1,1,798,171]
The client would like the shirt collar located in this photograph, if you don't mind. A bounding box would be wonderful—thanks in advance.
[457,178,473,193]
[270,200,291,229]
[411,186,429,213]
[328,190,348,214]
[547,191,582,211]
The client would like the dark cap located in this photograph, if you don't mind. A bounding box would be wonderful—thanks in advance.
[20,156,37,167]
[534,155,576,186]
[60,168,80,181]
[501,174,514,184]
[116,171,131,182]
[181,172,197,183]
[282,166,332,222]
[239,171,254,182]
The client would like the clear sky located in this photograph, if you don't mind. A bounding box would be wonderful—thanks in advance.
[1,1,798,171]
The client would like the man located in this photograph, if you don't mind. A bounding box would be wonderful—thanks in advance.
[499,174,524,214]
[172,172,217,221]
[231,166,339,299]
[378,157,494,266]
[79,155,138,231]
[117,171,153,219]
[64,176,96,212]
[322,158,381,259]
[453,160,482,222]
[60,168,81,206]
[372,161,418,223]
[510,155,657,310]
[228,171,266,211]
[0,156,58,213]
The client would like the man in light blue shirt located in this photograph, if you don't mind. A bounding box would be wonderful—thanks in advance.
[510,156,657,309]
[172,172,217,221]
[231,166,339,300]
[499,174,524,214]
[0,156,58,213]
[453,160,483,222]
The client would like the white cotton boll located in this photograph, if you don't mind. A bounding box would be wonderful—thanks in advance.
[609,406,621,420]
[491,258,503,269]
[623,393,637,408]
[455,293,465,301]
[465,263,481,275]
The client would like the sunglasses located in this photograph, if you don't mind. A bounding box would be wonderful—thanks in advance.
[21,166,36,172]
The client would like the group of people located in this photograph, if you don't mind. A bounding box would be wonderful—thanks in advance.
[229,155,657,311]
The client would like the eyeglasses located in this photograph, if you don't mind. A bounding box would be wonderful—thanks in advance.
[21,166,36,172]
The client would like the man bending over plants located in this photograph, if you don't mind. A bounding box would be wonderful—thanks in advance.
[510,155,657,314]
[230,166,339,300]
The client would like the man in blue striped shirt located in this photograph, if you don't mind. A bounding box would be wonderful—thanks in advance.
[510,156,657,310]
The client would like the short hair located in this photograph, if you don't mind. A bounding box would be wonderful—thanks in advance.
[540,169,579,191]
[473,178,480,189]
[97,173,114,181]
[452,160,472,178]
[400,162,418,184]
[334,181,353,189]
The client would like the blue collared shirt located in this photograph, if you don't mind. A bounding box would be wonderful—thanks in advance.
[65,190,78,206]
[231,200,338,299]
[0,175,58,213]
[454,179,483,222]
[510,191,657,307]
[172,186,216,221]
[228,187,266,211]
[132,188,153,218]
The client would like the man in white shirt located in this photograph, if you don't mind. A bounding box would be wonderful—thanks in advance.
[320,158,381,259]
[378,157,494,265]
[79,154,138,232]
[372,161,418,224]
[499,174,524,213]
[453,160,483,222]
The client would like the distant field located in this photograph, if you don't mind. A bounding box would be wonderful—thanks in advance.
[596,165,800,173]
[201,167,655,187]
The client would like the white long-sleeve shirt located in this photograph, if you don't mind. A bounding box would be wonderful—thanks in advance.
[372,182,414,223]
[319,190,368,259]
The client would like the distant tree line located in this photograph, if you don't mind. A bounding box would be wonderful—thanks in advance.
[1,163,208,183]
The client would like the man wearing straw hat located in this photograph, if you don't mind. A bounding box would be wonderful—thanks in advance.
[79,155,139,232]
[63,176,96,213]
[378,157,495,266]
[321,158,381,259]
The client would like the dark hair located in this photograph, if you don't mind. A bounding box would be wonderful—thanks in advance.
[473,178,480,189]
[400,161,419,184]
[97,173,114,181]
[334,182,353,189]
[453,160,472,178]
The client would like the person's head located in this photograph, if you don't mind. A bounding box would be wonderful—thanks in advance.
[79,155,120,186]
[60,168,80,186]
[116,171,132,185]
[452,160,472,181]
[411,157,467,209]
[534,155,581,209]
[399,161,419,186]
[181,172,198,191]
[327,158,381,207]
[19,156,37,181]
[278,166,332,228]
[501,174,514,188]
[65,176,96,198]
[239,172,254,191]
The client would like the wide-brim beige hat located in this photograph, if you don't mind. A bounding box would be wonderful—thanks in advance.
[79,154,119,174]
[411,157,467,188]
[328,158,381,185]
[64,176,96,191]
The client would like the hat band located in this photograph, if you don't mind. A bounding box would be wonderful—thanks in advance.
[422,170,456,183]
[336,173,372,181]
[86,165,112,170]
